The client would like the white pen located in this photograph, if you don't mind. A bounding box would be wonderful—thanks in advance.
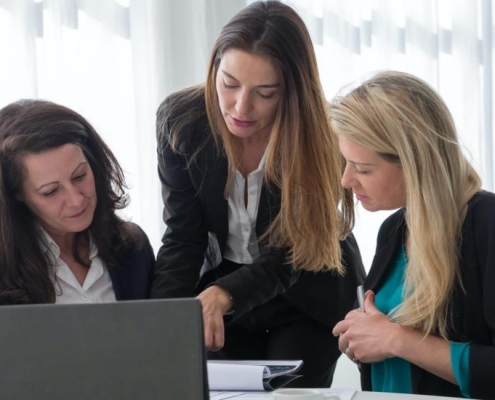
[357,285,365,311]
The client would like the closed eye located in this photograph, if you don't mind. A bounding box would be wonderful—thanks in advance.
[223,81,238,89]
[257,91,276,99]
[42,188,58,197]
[73,173,87,181]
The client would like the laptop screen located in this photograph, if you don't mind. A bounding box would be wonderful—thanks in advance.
[0,298,208,400]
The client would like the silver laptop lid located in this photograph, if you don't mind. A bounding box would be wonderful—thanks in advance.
[0,298,208,400]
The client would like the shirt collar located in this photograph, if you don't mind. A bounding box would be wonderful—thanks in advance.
[256,146,268,173]
[37,225,98,265]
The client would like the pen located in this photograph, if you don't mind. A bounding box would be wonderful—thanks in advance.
[357,285,365,311]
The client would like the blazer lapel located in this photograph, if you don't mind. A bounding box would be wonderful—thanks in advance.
[364,210,406,292]
[199,147,229,251]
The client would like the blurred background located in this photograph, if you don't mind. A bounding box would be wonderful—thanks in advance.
[1,0,492,388]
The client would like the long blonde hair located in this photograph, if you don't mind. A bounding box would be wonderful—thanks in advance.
[330,71,481,337]
[203,1,353,273]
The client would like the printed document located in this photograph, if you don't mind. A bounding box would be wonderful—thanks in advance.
[207,360,303,391]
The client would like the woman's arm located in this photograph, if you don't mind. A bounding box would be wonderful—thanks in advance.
[214,247,301,317]
[151,122,209,299]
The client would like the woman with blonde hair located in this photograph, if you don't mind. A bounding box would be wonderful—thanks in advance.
[332,70,494,398]
[151,0,365,388]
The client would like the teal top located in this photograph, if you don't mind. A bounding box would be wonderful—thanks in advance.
[451,342,470,397]
[371,246,471,396]
[371,245,412,393]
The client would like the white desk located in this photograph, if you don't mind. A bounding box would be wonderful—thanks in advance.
[210,388,463,400]
[352,392,465,400]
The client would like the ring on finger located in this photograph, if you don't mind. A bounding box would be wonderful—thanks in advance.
[346,348,357,363]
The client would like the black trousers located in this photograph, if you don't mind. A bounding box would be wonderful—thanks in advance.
[204,260,340,388]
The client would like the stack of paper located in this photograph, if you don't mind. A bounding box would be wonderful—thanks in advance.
[207,360,303,391]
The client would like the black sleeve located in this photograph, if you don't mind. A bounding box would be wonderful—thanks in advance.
[215,233,366,321]
[466,193,495,399]
[214,247,302,318]
[150,95,209,299]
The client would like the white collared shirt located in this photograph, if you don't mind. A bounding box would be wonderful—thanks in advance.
[223,149,267,265]
[39,228,116,304]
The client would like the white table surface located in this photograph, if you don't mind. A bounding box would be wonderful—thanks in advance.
[352,391,465,400]
[210,388,464,400]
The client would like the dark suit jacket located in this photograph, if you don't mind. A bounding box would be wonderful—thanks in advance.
[151,87,365,328]
[109,223,155,301]
[361,191,495,399]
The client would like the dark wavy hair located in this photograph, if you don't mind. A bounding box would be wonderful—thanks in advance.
[0,99,141,304]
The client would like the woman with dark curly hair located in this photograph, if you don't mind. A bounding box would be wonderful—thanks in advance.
[0,99,154,305]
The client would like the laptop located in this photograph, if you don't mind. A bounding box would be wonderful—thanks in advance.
[0,298,208,400]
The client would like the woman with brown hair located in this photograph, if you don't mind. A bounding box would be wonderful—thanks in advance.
[0,99,154,305]
[151,1,365,387]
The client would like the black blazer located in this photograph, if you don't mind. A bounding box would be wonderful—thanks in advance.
[108,223,155,301]
[151,87,365,328]
[361,191,495,399]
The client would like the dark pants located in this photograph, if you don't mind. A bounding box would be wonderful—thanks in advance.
[203,259,340,388]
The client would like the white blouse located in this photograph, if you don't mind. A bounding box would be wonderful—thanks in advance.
[39,228,116,304]
[223,149,267,265]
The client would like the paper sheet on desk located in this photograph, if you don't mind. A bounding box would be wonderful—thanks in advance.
[207,360,303,391]
[208,363,265,390]
[210,388,357,400]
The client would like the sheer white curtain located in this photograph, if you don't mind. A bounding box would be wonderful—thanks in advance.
[0,0,245,252]
[0,0,490,290]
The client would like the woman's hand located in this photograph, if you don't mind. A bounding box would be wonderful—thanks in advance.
[196,285,233,352]
[332,291,400,363]
[333,291,457,384]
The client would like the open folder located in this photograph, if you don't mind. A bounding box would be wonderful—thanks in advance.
[207,360,303,391]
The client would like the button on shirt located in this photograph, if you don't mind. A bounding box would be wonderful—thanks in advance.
[224,149,267,265]
[39,228,116,304]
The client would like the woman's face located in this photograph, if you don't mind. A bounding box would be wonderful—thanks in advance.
[339,136,406,211]
[20,143,97,241]
[216,49,281,142]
